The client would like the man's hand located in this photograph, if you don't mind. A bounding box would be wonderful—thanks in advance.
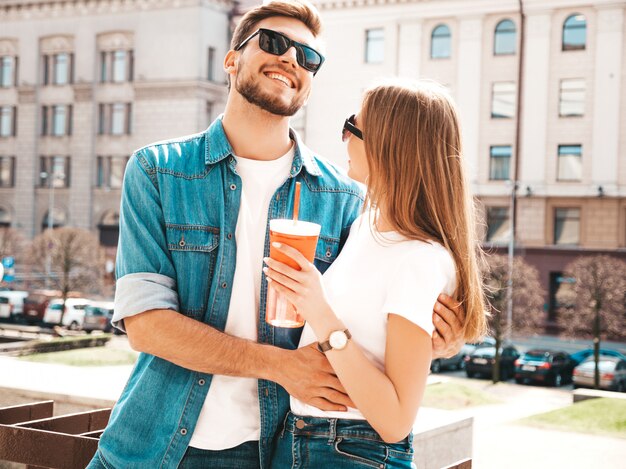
[276,343,355,412]
[432,294,465,359]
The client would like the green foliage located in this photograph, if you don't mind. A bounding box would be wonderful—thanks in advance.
[422,382,501,410]
[19,346,138,367]
[519,398,626,438]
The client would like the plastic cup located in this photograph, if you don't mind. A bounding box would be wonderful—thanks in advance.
[266,219,321,328]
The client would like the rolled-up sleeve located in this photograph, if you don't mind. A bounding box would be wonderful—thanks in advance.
[112,152,179,332]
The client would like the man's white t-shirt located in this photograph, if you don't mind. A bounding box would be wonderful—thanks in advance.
[189,145,294,450]
[291,211,457,420]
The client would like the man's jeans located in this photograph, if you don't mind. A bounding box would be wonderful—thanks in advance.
[87,442,260,469]
[179,442,260,469]
[271,412,416,469]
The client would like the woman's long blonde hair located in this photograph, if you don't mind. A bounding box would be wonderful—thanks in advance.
[361,79,487,342]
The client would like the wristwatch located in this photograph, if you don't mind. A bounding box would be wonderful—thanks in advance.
[317,329,352,353]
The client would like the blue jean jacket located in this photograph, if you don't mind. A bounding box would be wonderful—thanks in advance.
[95,117,364,468]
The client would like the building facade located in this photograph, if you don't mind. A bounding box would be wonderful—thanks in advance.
[0,0,233,261]
[305,0,626,328]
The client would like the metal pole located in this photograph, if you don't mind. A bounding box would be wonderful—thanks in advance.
[506,0,526,341]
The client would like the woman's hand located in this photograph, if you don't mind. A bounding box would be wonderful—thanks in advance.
[263,242,333,324]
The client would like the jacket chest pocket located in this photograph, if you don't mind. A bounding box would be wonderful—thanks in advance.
[165,224,220,317]
[314,236,339,274]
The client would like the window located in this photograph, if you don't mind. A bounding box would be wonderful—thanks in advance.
[431,25,451,59]
[100,50,134,83]
[42,53,74,85]
[98,103,132,135]
[99,209,120,246]
[494,19,516,55]
[206,101,214,127]
[41,208,67,230]
[41,105,72,136]
[0,208,11,227]
[0,56,17,87]
[486,207,510,244]
[563,14,586,51]
[207,47,216,81]
[554,208,580,245]
[0,106,17,137]
[97,156,129,189]
[365,29,384,63]
[557,145,582,181]
[559,79,585,117]
[0,157,15,187]
[489,145,511,180]
[491,82,516,118]
[40,156,70,188]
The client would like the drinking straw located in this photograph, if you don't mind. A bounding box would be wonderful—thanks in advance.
[293,182,301,225]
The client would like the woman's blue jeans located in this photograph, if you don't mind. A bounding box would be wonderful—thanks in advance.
[271,411,416,468]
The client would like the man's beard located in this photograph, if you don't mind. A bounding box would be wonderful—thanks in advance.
[236,70,306,117]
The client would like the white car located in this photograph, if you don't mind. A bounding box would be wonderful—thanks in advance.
[0,290,29,320]
[42,298,91,330]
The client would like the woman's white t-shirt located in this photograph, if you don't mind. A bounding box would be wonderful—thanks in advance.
[290,211,457,420]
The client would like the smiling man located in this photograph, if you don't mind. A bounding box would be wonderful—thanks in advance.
[87,1,466,468]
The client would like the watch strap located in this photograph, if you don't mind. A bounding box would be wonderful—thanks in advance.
[317,329,352,353]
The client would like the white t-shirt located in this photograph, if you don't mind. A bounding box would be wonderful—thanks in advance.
[290,211,457,420]
[189,145,294,450]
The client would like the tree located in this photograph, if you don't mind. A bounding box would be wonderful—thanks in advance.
[0,226,25,261]
[28,228,105,324]
[556,255,626,389]
[483,254,545,383]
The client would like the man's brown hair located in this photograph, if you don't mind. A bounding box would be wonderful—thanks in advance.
[231,0,322,50]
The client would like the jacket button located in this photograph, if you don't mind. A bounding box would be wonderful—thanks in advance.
[227,233,233,240]
[325,248,332,257]
[180,428,188,435]
[295,420,306,429]
[179,240,186,247]
[198,379,205,386]
[221,282,227,289]
[230,184,237,190]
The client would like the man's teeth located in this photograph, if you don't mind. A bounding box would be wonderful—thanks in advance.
[266,72,292,87]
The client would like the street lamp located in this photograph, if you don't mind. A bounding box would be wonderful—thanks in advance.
[40,170,65,289]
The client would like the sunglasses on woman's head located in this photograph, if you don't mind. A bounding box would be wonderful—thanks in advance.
[342,114,363,142]
[235,28,325,74]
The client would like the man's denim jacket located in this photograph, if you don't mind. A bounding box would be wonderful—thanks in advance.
[95,117,364,468]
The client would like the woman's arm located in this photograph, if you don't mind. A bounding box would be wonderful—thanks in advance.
[264,243,433,443]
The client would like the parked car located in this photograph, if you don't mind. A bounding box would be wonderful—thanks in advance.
[23,291,58,325]
[42,298,91,329]
[431,337,497,373]
[573,357,626,392]
[514,350,576,387]
[0,297,11,320]
[82,302,116,333]
[0,290,29,321]
[465,345,520,380]
[570,348,626,365]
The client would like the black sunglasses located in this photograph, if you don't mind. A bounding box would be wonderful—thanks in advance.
[342,114,363,142]
[236,28,325,74]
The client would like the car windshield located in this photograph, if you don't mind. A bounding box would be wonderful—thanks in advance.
[474,347,496,357]
[579,359,617,371]
[50,304,63,310]
[524,352,550,361]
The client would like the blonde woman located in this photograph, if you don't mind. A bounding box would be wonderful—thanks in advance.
[264,79,487,468]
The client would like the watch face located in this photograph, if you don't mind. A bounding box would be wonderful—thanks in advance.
[329,331,348,350]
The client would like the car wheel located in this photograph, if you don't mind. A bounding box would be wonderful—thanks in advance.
[553,373,562,387]
[69,321,79,331]
[466,370,475,378]
[617,382,625,393]
[515,378,524,384]
[431,360,442,374]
